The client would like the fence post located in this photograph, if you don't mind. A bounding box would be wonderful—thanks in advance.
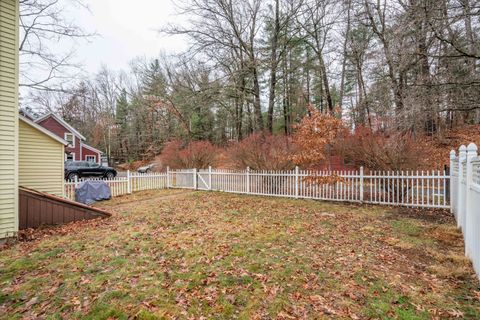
[127,170,131,194]
[457,145,467,229]
[450,150,456,214]
[193,168,198,190]
[295,166,299,199]
[359,166,364,202]
[246,167,250,194]
[73,175,78,201]
[208,166,212,191]
[465,143,478,256]
[166,166,170,188]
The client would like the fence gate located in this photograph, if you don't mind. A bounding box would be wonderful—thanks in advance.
[168,169,211,190]
[197,169,211,190]
[169,169,195,189]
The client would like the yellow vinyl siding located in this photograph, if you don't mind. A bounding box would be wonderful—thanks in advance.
[0,0,19,238]
[19,121,65,197]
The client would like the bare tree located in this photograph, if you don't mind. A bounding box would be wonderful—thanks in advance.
[363,0,406,115]
[297,0,338,112]
[29,0,480,164]
[266,0,302,132]
[19,0,94,92]
[163,0,265,131]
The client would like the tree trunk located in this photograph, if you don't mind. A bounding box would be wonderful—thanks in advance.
[460,0,477,72]
[364,0,403,115]
[339,0,352,110]
[252,65,263,131]
[236,73,246,140]
[267,0,280,133]
[318,53,334,112]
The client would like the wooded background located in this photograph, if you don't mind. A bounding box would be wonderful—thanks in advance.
[21,0,480,166]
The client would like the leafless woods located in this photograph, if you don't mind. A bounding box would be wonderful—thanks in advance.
[22,0,480,164]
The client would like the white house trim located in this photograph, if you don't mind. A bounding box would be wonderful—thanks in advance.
[34,113,86,141]
[86,155,96,163]
[65,152,76,161]
[19,115,68,146]
[19,108,36,120]
[64,132,75,148]
[83,144,103,154]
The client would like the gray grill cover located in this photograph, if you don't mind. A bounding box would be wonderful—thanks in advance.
[75,180,111,205]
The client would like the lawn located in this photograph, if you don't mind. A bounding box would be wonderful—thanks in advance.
[1,190,479,319]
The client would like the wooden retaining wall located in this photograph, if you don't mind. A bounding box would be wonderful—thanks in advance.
[19,187,111,230]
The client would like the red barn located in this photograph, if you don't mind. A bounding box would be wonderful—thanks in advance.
[35,113,103,164]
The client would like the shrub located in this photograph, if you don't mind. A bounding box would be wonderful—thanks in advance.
[157,139,218,169]
[290,106,345,168]
[226,133,295,170]
[335,127,430,171]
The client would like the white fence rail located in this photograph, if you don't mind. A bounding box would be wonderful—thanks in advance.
[169,167,449,209]
[64,172,168,201]
[64,168,450,209]
[450,143,480,278]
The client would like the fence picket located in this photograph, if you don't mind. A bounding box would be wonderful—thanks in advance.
[64,166,454,210]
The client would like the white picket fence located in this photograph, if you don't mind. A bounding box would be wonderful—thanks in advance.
[64,167,450,209]
[168,167,449,209]
[450,143,480,278]
[64,172,168,201]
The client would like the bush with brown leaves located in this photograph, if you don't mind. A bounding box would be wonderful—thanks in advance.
[335,127,430,171]
[157,139,218,169]
[290,106,345,168]
[226,133,296,170]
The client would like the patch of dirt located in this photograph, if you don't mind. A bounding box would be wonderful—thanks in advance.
[116,159,151,171]
[386,206,455,224]
[392,244,436,269]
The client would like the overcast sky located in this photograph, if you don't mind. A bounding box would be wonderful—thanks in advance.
[72,0,188,73]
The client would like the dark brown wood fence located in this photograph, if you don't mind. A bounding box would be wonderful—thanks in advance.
[19,187,111,230]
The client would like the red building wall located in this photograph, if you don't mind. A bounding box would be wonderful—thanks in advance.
[81,146,101,164]
[315,155,358,172]
[37,117,81,160]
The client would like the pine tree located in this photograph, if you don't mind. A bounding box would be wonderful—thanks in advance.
[115,89,129,127]
[142,59,167,97]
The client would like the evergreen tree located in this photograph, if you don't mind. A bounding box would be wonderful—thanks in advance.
[142,59,167,97]
[115,89,129,127]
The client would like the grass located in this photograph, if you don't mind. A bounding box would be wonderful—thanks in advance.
[1,190,479,319]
